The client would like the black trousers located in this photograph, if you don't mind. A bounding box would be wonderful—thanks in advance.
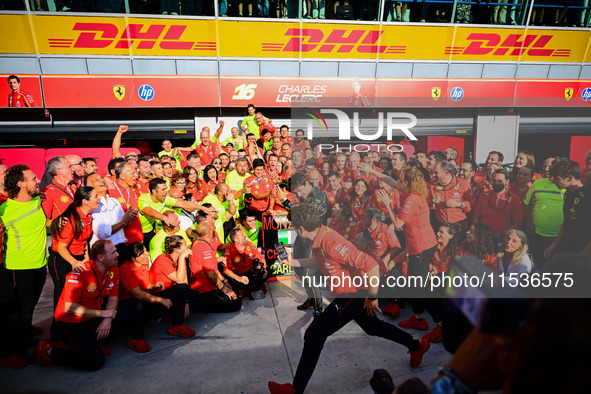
[49,251,85,340]
[406,246,440,320]
[0,264,46,355]
[116,297,166,339]
[188,288,242,313]
[152,284,190,326]
[225,266,270,293]
[292,297,418,393]
[52,319,106,371]
[293,235,323,301]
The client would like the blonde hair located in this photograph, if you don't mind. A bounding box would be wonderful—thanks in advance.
[398,167,429,201]
[499,230,529,265]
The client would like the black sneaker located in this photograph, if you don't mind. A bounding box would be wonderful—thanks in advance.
[297,297,321,311]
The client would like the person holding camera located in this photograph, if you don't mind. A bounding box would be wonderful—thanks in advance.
[223,228,270,297]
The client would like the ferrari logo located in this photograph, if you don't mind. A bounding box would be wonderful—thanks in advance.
[113,85,126,101]
[431,87,441,101]
[565,88,574,101]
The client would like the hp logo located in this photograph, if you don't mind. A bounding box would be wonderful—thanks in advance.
[582,88,591,102]
[450,87,464,102]
[138,85,155,101]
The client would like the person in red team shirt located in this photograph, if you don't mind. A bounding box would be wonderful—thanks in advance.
[278,124,292,146]
[223,228,270,295]
[48,187,100,319]
[380,167,438,331]
[36,240,119,371]
[187,222,242,313]
[188,127,222,166]
[473,168,523,242]
[149,235,195,338]
[135,156,152,197]
[245,158,276,221]
[428,160,471,233]
[327,201,360,242]
[116,243,173,353]
[41,156,76,221]
[360,207,402,265]
[459,223,498,272]
[109,163,142,244]
[7,75,37,107]
[268,204,430,394]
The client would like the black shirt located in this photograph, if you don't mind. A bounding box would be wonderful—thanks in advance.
[561,186,591,253]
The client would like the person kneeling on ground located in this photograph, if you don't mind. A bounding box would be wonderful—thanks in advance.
[187,222,242,313]
[148,236,195,338]
[223,228,270,298]
[36,240,120,371]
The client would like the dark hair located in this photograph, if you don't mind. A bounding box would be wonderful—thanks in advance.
[50,186,95,241]
[229,227,243,242]
[469,223,497,261]
[280,124,289,131]
[247,103,255,110]
[350,178,371,204]
[138,156,151,166]
[291,172,308,189]
[378,157,393,171]
[407,161,431,183]
[365,207,382,221]
[7,75,19,83]
[550,160,581,179]
[164,235,185,267]
[252,158,265,170]
[187,153,199,162]
[291,204,322,232]
[305,158,316,167]
[203,164,218,183]
[489,150,504,163]
[493,168,510,181]
[4,164,29,199]
[171,172,185,187]
[463,160,477,172]
[428,151,446,163]
[128,242,146,260]
[149,177,167,193]
[439,222,460,259]
[198,202,213,218]
[82,157,95,165]
[295,129,305,135]
[108,158,126,176]
[438,160,457,176]
[334,200,353,219]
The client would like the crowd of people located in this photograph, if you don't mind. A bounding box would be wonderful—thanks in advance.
[5,0,589,26]
[1,102,590,393]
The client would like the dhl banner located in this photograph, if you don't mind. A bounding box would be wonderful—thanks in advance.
[1,15,590,62]
[34,75,591,108]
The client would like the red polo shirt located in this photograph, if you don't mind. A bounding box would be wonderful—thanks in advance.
[473,189,523,234]
[195,143,220,166]
[224,241,263,275]
[51,207,93,255]
[368,222,401,257]
[428,176,471,224]
[119,262,150,301]
[327,217,360,242]
[189,239,218,293]
[311,225,378,296]
[398,192,437,255]
[149,254,179,291]
[41,181,75,220]
[55,260,119,323]
[371,187,401,220]
[245,173,274,212]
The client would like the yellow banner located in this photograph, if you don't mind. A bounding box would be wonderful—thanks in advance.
[1,15,590,62]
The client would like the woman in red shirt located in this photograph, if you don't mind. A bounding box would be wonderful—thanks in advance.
[385,168,438,331]
[509,166,534,201]
[149,235,195,338]
[201,164,219,196]
[422,222,460,343]
[117,243,175,352]
[49,187,99,315]
[168,173,187,199]
[459,223,498,272]
[183,165,207,203]
[348,178,372,221]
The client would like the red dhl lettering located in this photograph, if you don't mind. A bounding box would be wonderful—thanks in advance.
[453,33,570,57]
[49,23,216,51]
[262,28,395,54]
